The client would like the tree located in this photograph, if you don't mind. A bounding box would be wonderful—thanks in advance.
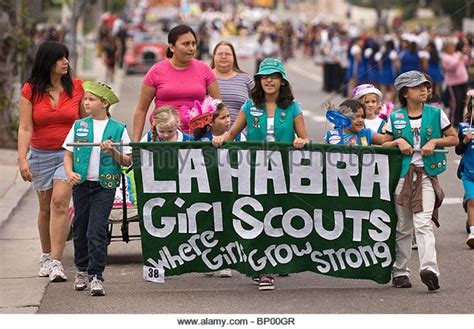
[63,0,128,72]
[347,0,399,30]
[348,0,472,29]
[436,0,474,29]
[0,1,34,149]
[63,0,88,73]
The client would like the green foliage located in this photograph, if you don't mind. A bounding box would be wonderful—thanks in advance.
[347,0,471,28]
[107,0,127,13]
[17,6,34,68]
[0,0,35,147]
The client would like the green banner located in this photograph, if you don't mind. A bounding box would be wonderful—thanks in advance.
[131,142,403,284]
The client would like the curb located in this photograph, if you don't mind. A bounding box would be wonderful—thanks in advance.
[0,169,31,229]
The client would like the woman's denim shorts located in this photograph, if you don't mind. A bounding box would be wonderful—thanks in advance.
[27,147,67,191]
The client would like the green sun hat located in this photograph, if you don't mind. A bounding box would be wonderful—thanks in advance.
[255,58,288,81]
[83,81,119,105]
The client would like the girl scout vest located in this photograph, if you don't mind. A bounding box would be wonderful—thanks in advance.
[73,116,126,189]
[243,99,296,142]
[389,104,447,177]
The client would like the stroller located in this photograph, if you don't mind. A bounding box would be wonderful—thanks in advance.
[106,167,140,244]
[67,167,140,245]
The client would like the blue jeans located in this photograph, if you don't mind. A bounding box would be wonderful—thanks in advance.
[72,181,115,281]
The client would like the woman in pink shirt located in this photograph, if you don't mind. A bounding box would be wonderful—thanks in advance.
[441,40,469,128]
[132,25,221,140]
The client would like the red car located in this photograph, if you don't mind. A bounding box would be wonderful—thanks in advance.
[123,32,167,74]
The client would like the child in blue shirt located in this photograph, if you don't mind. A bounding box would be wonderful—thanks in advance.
[324,99,384,146]
[191,100,245,142]
[455,90,474,249]
[190,100,244,279]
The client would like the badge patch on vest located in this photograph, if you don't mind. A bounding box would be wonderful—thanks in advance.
[426,127,433,139]
[250,107,263,117]
[252,117,261,128]
[76,138,88,143]
[393,119,407,130]
[76,127,89,137]
[328,134,341,144]
[360,136,368,146]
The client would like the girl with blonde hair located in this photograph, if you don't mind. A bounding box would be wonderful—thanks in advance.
[141,105,193,142]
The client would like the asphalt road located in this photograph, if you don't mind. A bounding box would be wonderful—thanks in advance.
[30,56,473,315]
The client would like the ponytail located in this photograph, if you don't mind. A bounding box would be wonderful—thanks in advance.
[166,47,173,58]
[151,126,158,141]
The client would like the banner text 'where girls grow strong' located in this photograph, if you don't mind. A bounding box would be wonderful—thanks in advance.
[131,142,402,284]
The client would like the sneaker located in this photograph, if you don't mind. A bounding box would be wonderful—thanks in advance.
[90,276,105,296]
[38,253,51,277]
[49,260,67,282]
[74,271,88,291]
[252,276,260,285]
[258,274,274,291]
[218,269,232,278]
[420,269,440,291]
[392,275,412,288]
[467,232,474,249]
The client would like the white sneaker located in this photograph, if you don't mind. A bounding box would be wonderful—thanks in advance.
[467,232,474,249]
[74,271,88,291]
[90,276,105,296]
[49,260,67,282]
[38,253,52,277]
[218,269,232,278]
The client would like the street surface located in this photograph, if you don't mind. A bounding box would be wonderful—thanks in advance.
[4,55,473,316]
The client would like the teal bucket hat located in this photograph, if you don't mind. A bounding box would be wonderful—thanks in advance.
[255,58,288,81]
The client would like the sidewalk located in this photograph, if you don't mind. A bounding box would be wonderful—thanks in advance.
[0,149,31,229]
[0,149,38,314]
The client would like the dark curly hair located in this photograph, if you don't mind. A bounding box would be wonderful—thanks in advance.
[251,74,294,109]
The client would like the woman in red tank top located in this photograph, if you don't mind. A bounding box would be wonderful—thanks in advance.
[17,41,85,282]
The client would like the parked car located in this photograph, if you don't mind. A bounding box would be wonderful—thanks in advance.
[123,32,167,74]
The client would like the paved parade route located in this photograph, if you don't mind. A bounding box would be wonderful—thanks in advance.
[2,56,472,317]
